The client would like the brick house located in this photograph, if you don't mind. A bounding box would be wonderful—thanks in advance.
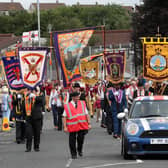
[0,2,24,15]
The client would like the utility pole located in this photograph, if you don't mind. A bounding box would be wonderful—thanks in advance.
[37,0,41,47]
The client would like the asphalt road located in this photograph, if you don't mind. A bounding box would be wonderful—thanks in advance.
[0,113,168,168]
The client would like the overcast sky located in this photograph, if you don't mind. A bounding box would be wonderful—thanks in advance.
[1,0,140,9]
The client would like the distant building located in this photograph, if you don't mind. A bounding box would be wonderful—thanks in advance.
[93,29,132,47]
[0,34,21,56]
[72,1,104,7]
[0,2,24,15]
[29,1,65,13]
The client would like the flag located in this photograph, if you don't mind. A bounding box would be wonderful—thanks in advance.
[53,28,95,87]
[22,30,39,42]
[2,56,25,90]
[104,51,126,84]
[19,47,48,89]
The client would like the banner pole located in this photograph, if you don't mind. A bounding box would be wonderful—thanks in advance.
[102,25,106,81]
[51,32,60,84]
[37,0,41,47]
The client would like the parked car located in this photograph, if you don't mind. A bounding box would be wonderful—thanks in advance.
[118,96,168,159]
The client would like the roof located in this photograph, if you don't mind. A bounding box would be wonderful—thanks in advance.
[30,3,65,10]
[94,29,132,46]
[0,2,24,11]
[122,6,134,12]
[0,34,21,51]
[135,96,168,101]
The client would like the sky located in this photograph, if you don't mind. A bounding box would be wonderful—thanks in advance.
[0,0,141,9]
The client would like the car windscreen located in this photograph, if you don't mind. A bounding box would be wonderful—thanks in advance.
[130,100,168,118]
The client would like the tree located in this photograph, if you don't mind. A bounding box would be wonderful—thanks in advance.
[0,4,132,37]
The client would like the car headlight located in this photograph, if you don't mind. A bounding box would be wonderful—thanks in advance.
[127,123,139,135]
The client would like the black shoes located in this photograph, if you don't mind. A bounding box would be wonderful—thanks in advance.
[25,149,31,152]
[71,155,77,159]
[78,152,83,157]
[34,148,40,152]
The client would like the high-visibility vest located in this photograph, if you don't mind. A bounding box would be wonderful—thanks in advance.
[25,95,35,116]
[64,100,88,132]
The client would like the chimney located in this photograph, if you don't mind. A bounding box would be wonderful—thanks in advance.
[56,0,59,3]
[11,0,14,2]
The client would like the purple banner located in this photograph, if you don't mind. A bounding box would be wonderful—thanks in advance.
[105,51,126,84]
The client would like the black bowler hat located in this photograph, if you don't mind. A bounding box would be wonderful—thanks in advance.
[70,92,80,97]
[73,82,80,88]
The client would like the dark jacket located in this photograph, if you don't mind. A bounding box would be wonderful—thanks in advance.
[31,95,45,120]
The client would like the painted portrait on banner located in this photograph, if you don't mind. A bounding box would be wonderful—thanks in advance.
[105,51,126,84]
[53,28,95,87]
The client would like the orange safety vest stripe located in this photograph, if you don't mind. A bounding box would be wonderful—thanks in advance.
[25,96,35,116]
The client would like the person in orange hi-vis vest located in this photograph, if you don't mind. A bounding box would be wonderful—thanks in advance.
[63,92,91,159]
[25,87,45,152]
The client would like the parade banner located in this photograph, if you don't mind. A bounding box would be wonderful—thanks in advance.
[2,56,25,90]
[80,61,99,85]
[19,47,48,89]
[53,27,95,87]
[5,50,16,57]
[142,37,168,81]
[104,51,126,84]
[0,59,5,81]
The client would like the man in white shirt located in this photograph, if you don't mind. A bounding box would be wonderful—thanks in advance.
[49,83,59,129]
[63,92,91,159]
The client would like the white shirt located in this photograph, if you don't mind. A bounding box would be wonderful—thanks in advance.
[49,89,59,108]
[63,100,88,117]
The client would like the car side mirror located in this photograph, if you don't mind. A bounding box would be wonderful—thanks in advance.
[117,112,126,120]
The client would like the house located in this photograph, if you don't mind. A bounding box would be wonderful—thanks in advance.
[0,2,24,15]
[29,1,65,13]
[93,29,132,47]
[0,34,21,56]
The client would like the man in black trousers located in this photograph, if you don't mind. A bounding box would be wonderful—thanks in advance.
[25,87,45,152]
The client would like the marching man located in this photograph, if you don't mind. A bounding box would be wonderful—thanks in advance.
[63,92,91,159]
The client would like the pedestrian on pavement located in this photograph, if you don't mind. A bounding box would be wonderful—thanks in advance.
[1,86,12,127]
[63,91,91,159]
[25,87,45,152]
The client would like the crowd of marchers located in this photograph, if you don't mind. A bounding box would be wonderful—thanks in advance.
[0,76,156,158]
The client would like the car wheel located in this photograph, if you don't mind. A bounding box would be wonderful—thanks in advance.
[122,137,131,159]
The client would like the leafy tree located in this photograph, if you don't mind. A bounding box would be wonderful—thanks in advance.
[0,4,132,37]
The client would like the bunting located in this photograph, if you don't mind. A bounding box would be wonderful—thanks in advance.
[53,28,95,87]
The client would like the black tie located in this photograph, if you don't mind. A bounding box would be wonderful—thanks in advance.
[75,102,77,108]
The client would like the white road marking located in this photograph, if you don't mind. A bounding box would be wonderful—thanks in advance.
[66,158,73,168]
[81,159,144,168]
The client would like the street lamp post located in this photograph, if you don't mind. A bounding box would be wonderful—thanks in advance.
[37,0,41,47]
[48,24,52,80]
